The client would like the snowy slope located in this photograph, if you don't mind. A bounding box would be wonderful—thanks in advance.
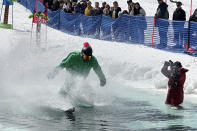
[1,0,197,109]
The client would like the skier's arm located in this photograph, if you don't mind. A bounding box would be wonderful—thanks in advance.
[161,61,171,78]
[47,67,61,79]
[47,53,74,79]
[92,58,106,86]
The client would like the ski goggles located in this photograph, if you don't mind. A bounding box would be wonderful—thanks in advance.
[83,55,92,61]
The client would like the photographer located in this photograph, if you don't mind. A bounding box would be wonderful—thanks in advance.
[161,60,188,106]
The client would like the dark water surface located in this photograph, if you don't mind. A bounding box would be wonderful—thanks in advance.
[0,87,197,131]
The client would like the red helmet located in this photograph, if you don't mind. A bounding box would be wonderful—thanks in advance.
[82,42,92,56]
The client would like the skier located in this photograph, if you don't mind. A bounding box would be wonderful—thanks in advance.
[161,60,188,107]
[48,42,106,87]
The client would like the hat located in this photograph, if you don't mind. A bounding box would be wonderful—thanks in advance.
[83,42,90,47]
[82,42,92,56]
[176,2,182,6]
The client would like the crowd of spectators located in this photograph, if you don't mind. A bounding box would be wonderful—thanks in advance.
[43,0,147,18]
[42,0,197,22]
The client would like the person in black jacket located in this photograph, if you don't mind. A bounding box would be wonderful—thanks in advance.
[111,1,121,18]
[173,2,186,21]
[91,2,102,16]
[101,1,106,14]
[43,0,53,10]
[172,2,186,48]
[189,9,197,48]
[189,9,197,22]
[75,0,87,14]
[51,0,60,11]
[155,0,169,49]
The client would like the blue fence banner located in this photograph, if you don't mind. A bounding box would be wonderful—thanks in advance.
[18,0,197,56]
[3,0,13,5]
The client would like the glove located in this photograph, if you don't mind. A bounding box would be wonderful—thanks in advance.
[100,79,106,87]
[47,67,60,79]
[164,61,170,67]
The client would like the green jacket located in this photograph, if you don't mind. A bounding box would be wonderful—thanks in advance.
[58,51,106,82]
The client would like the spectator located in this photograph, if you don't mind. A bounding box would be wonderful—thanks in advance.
[133,2,146,44]
[128,1,135,15]
[72,0,78,2]
[59,0,64,9]
[75,0,87,14]
[133,2,146,16]
[189,9,197,22]
[155,0,169,49]
[122,10,129,15]
[172,2,186,48]
[71,2,78,13]
[118,10,129,17]
[127,0,133,14]
[43,0,53,9]
[105,4,110,10]
[111,1,121,18]
[51,0,60,11]
[104,4,112,17]
[103,8,111,17]
[85,1,93,16]
[92,2,102,16]
[101,2,106,13]
[173,2,186,21]
[62,0,72,13]
[189,9,197,49]
[155,0,169,19]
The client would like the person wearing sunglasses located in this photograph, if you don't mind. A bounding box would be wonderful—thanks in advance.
[48,42,106,87]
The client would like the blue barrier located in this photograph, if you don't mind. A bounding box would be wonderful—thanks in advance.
[3,0,13,5]
[190,22,197,50]
[19,0,197,56]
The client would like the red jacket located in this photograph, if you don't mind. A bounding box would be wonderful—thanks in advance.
[161,66,188,106]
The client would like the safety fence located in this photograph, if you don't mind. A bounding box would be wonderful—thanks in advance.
[19,0,197,56]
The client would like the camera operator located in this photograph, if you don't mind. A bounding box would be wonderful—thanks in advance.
[161,60,188,107]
